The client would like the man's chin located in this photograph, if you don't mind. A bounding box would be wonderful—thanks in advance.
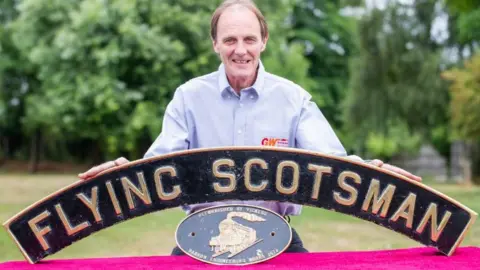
[228,68,254,77]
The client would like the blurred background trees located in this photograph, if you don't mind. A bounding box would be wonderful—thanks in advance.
[0,0,478,182]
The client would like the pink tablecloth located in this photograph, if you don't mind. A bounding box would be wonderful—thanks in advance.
[1,247,479,270]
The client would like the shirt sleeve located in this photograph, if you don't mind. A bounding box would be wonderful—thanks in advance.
[143,88,190,159]
[294,96,348,157]
[279,95,366,216]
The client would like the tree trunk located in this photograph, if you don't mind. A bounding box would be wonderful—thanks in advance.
[458,44,465,62]
[0,136,7,166]
[472,141,480,185]
[469,43,476,56]
[4,136,9,158]
[29,129,41,174]
[90,140,104,166]
[459,157,472,186]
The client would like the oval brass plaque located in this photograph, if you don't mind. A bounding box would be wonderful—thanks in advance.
[175,204,292,265]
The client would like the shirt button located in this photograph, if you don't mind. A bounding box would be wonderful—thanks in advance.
[239,103,243,107]
[238,129,242,134]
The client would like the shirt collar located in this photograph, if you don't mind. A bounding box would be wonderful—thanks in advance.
[218,60,265,97]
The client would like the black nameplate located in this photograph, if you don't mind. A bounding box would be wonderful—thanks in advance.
[175,204,292,265]
[3,147,477,264]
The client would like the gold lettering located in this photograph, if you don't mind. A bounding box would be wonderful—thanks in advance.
[28,210,52,251]
[308,164,332,200]
[77,186,102,222]
[333,171,361,206]
[245,158,268,192]
[276,161,299,195]
[154,166,182,200]
[55,204,90,236]
[106,181,122,215]
[416,203,452,242]
[121,172,152,210]
[212,159,236,193]
[361,179,396,218]
[390,193,417,229]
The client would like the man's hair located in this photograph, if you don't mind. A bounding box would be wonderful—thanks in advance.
[210,0,268,41]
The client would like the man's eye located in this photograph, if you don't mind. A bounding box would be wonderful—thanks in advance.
[245,38,256,43]
[225,39,235,44]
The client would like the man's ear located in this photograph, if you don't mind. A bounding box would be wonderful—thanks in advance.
[212,38,219,54]
[261,35,269,52]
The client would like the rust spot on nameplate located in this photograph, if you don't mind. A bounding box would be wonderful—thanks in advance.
[175,204,292,265]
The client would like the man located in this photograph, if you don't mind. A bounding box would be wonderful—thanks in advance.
[79,0,421,255]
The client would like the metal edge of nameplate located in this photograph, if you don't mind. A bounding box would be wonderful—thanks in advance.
[175,204,293,266]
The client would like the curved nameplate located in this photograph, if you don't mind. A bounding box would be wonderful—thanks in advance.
[3,147,477,264]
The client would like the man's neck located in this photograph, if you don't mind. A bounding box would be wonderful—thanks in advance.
[227,68,259,94]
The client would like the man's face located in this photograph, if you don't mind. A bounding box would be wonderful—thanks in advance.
[213,6,267,82]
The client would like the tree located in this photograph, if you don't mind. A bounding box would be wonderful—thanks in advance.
[0,0,40,169]
[445,0,480,60]
[289,0,358,131]
[442,54,480,140]
[442,0,480,182]
[442,53,480,181]
[343,1,449,160]
[5,0,311,166]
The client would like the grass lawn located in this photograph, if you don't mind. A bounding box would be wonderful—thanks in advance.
[0,173,478,263]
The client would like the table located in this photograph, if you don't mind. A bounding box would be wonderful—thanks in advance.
[1,247,479,270]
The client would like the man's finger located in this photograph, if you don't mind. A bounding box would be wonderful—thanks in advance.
[78,161,115,180]
[115,157,129,165]
[382,163,422,182]
[369,159,384,167]
[78,167,97,179]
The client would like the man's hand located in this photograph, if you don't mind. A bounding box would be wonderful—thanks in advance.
[78,157,129,180]
[370,159,422,182]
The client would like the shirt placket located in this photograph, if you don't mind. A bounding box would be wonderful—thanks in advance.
[233,92,248,146]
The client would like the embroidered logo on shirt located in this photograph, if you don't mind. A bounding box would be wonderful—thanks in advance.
[261,137,289,147]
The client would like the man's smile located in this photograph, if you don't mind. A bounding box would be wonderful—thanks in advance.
[232,59,251,64]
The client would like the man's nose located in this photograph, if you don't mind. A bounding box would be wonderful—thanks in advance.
[234,42,247,55]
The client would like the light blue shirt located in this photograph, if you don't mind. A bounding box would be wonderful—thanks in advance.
[144,61,349,216]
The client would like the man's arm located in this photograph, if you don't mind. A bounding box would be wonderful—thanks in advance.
[295,97,348,157]
[144,88,190,158]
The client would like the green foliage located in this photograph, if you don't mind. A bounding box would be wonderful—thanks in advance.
[0,0,35,159]
[457,9,480,43]
[289,0,358,128]
[445,0,480,51]
[344,3,450,158]
[10,0,189,159]
[365,122,422,160]
[445,0,480,12]
[443,0,480,180]
[2,0,311,162]
[258,0,315,91]
[442,53,480,141]
[1,0,479,169]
